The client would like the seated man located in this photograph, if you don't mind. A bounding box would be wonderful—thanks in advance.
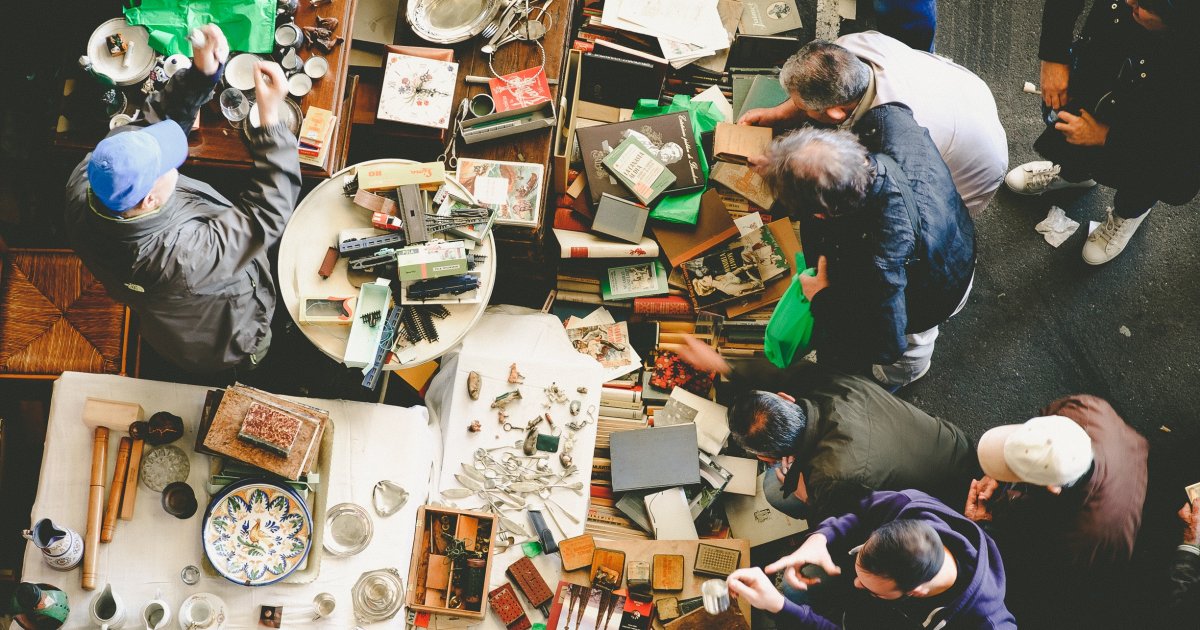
[758,113,975,389]
[727,490,1016,629]
[739,34,1007,216]
[965,395,1148,625]
[64,25,301,373]
[676,336,976,521]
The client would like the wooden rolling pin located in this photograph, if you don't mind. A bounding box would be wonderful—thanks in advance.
[83,427,108,591]
[101,438,131,542]
[119,437,144,520]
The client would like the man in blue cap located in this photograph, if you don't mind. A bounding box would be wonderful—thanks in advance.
[64,25,301,373]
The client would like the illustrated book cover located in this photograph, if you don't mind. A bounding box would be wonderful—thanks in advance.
[681,242,765,309]
[576,113,705,204]
[739,0,803,36]
[601,260,670,301]
[601,135,677,205]
[489,66,552,112]
[455,158,544,227]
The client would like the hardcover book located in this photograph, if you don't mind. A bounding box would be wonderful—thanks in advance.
[577,113,705,204]
[652,189,739,268]
[710,162,776,209]
[601,135,677,205]
[378,53,459,129]
[592,194,650,244]
[681,242,765,309]
[725,218,803,318]
[713,122,773,165]
[739,0,803,36]
[553,229,660,259]
[488,66,552,112]
[601,260,669,301]
[455,158,545,227]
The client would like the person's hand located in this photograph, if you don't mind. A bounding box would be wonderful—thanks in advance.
[1055,110,1109,146]
[774,456,796,484]
[765,534,841,590]
[1040,60,1070,110]
[191,24,230,78]
[728,568,786,613]
[738,107,778,126]
[800,256,829,301]
[964,477,999,522]
[1179,499,1200,546]
[676,334,731,376]
[748,153,769,173]
[253,62,288,127]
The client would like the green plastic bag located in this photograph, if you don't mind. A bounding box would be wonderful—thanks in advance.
[764,257,817,368]
[632,94,725,225]
[124,0,277,56]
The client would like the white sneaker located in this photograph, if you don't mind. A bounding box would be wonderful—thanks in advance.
[1005,161,1097,195]
[1082,207,1150,265]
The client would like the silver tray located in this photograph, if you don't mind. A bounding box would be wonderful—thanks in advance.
[406,0,506,44]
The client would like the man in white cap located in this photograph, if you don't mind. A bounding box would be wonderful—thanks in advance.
[965,395,1147,626]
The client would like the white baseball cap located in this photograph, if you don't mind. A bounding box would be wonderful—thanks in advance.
[977,415,1094,487]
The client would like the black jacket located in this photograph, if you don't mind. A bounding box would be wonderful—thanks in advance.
[802,103,976,372]
[1037,0,1200,204]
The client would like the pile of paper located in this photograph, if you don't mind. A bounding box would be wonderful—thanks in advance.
[601,0,733,68]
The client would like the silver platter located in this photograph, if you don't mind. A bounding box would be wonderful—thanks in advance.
[407,0,506,44]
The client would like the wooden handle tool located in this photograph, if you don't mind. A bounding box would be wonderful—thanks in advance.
[119,438,144,520]
[83,427,108,591]
[101,437,131,542]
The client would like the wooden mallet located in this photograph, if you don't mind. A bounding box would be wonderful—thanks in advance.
[80,398,143,591]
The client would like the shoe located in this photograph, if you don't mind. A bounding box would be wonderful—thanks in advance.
[1082,207,1150,265]
[1005,161,1097,195]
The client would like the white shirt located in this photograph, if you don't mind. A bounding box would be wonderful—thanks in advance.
[836,31,1009,215]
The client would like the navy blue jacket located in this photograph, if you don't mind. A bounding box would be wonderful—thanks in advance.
[802,103,976,372]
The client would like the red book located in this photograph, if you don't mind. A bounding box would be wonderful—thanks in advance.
[553,207,592,232]
[488,67,552,113]
[572,40,595,53]
[633,295,694,316]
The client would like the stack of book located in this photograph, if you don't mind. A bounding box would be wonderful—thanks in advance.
[298,106,337,168]
[197,384,328,481]
[586,384,651,540]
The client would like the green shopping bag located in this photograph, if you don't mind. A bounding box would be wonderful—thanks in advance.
[124,0,277,56]
[764,257,817,368]
[632,94,725,225]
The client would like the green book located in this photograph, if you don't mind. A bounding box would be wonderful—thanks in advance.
[735,74,789,120]
[601,260,670,301]
[601,135,678,205]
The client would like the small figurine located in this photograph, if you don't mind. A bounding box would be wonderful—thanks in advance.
[106,33,127,57]
[467,371,482,400]
[497,410,508,425]
[544,383,568,405]
[569,400,582,416]
[491,390,522,409]
[468,420,482,433]
[507,363,525,384]
[576,386,588,394]
[316,15,340,30]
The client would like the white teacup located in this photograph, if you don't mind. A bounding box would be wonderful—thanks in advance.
[109,113,135,130]
[181,599,213,628]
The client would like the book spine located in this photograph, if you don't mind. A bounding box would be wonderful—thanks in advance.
[553,207,592,232]
[556,280,600,293]
[572,40,596,53]
[600,386,643,403]
[633,295,694,315]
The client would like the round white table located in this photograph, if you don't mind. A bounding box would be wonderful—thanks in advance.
[277,159,497,369]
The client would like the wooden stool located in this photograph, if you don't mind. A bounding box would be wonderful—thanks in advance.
[0,249,130,378]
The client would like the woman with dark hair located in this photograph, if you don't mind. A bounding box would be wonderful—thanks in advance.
[1006,0,1200,264]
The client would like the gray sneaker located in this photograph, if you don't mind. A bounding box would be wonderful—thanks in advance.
[1005,161,1097,195]
[1082,207,1150,265]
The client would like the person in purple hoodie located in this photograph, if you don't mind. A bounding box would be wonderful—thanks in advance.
[727,490,1015,629]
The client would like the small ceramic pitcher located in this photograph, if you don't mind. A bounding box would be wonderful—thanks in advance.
[89,583,125,629]
[23,518,83,571]
[141,596,171,630]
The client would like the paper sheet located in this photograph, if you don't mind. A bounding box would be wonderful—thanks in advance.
[724,472,809,546]
[605,0,730,51]
[1035,205,1080,247]
[693,84,735,123]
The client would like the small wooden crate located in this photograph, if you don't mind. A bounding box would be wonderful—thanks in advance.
[406,505,497,620]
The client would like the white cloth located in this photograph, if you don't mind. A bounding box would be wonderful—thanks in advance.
[838,31,1009,217]
[22,372,444,629]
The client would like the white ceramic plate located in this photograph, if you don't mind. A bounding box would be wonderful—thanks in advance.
[86,18,156,86]
[225,53,263,91]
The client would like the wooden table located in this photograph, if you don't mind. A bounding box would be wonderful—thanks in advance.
[53,0,359,180]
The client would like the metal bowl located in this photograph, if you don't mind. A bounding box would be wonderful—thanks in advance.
[406,0,506,44]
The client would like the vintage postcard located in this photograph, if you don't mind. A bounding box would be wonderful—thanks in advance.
[456,158,545,227]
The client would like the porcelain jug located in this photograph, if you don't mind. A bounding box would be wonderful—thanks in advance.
[88,583,125,629]
[23,518,83,571]
[141,597,171,630]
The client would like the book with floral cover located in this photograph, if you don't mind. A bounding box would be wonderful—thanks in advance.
[377,53,459,129]
[455,158,545,227]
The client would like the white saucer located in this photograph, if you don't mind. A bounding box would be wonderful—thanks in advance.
[225,54,263,92]
[86,18,156,86]
[177,593,228,630]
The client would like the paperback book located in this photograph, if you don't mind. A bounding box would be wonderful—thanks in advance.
[455,158,544,227]
[576,112,705,204]
[681,242,765,309]
[601,135,677,205]
[600,260,670,300]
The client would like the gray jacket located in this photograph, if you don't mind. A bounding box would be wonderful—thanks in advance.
[64,67,301,372]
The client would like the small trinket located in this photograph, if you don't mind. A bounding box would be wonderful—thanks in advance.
[522,425,539,456]
[491,390,522,409]
[497,410,509,425]
[544,382,568,405]
[468,420,482,433]
[315,15,340,30]
[180,565,201,585]
[569,400,581,416]
[577,386,588,394]
[372,480,409,516]
[128,420,149,440]
[535,433,560,453]
[467,371,482,400]
[543,412,555,430]
[146,411,184,445]
[106,34,127,57]
[507,363,525,384]
[361,310,382,326]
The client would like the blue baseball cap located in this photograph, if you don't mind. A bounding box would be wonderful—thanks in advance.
[87,120,188,213]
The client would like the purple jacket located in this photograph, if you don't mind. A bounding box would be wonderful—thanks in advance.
[780,490,1016,629]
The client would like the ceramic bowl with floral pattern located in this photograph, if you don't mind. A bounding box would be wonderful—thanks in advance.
[202,479,312,586]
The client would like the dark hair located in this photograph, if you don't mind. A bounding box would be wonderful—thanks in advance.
[779,41,871,110]
[729,390,807,457]
[760,128,873,219]
[858,520,945,592]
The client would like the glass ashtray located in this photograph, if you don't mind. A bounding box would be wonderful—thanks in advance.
[324,502,373,557]
[352,568,405,624]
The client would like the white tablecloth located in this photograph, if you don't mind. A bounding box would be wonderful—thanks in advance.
[22,372,440,629]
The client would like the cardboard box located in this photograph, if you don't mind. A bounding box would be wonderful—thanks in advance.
[460,100,556,145]
[395,241,469,281]
[343,279,392,368]
[356,162,445,191]
[407,505,497,620]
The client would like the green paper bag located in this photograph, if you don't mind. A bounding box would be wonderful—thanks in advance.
[764,256,817,368]
[123,0,277,57]
[633,94,725,225]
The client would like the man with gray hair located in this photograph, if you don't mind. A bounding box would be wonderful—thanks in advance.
[759,104,975,389]
[740,32,1006,216]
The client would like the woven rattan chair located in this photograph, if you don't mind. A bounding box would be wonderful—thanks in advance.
[0,247,130,378]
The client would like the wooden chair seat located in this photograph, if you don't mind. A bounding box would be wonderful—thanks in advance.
[0,249,129,378]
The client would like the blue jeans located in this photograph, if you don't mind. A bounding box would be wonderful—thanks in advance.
[763,463,811,520]
[873,0,937,52]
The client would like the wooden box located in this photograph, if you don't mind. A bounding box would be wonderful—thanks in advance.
[406,505,497,620]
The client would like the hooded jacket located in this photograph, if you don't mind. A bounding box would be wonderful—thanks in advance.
[780,490,1016,629]
[63,67,301,372]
